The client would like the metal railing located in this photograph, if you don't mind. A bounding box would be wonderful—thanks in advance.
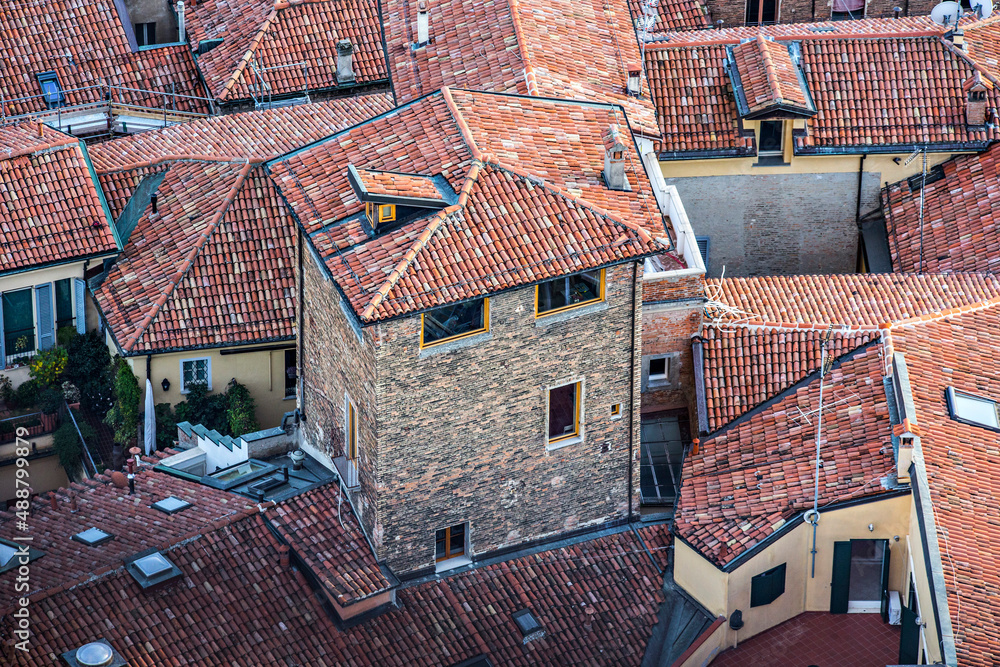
[62,401,100,478]
[0,412,45,446]
[3,327,36,368]
[248,60,311,110]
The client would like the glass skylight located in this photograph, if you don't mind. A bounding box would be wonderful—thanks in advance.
[0,542,17,567]
[152,496,192,514]
[134,553,173,577]
[72,527,113,546]
[947,387,1000,429]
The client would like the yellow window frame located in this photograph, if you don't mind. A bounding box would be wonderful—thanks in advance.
[419,298,490,349]
[379,204,396,223]
[365,202,376,227]
[535,269,606,318]
[548,381,582,444]
[347,399,358,461]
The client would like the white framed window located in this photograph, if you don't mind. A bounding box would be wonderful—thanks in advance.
[179,357,211,393]
[946,387,999,430]
[642,353,678,391]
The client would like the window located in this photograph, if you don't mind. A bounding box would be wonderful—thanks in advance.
[436,523,466,562]
[347,398,358,461]
[421,298,489,347]
[180,357,211,393]
[831,0,864,19]
[365,202,396,227]
[946,387,1000,430]
[536,270,605,316]
[152,496,192,514]
[511,608,546,643]
[970,89,987,103]
[758,121,784,156]
[696,236,710,269]
[134,22,156,47]
[548,381,582,444]
[649,357,669,382]
[36,72,64,108]
[612,150,623,160]
[125,550,183,589]
[284,348,297,398]
[745,0,778,25]
[611,403,622,418]
[71,527,114,547]
[54,279,74,331]
[750,562,786,607]
[643,354,676,391]
[2,288,35,362]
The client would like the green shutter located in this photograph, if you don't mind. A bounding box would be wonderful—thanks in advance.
[899,604,920,663]
[830,541,852,613]
[879,539,891,623]
[750,563,786,607]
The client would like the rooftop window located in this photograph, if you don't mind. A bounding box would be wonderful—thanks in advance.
[0,537,44,573]
[36,71,65,109]
[126,549,183,589]
[72,527,114,547]
[511,608,546,643]
[152,496,193,514]
[536,270,605,317]
[946,387,999,430]
[61,639,128,667]
[421,298,489,348]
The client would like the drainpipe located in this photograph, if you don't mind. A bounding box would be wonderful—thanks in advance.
[855,153,867,225]
[627,261,638,523]
[145,354,151,382]
[297,229,305,417]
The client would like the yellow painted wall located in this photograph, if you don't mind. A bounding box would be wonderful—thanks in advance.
[125,344,297,434]
[906,498,942,665]
[675,494,913,652]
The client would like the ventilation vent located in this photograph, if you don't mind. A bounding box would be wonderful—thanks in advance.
[511,608,546,644]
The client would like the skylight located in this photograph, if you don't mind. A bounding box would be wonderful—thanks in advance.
[0,542,17,567]
[947,387,1000,429]
[125,549,183,589]
[72,527,114,547]
[511,608,545,644]
[152,496,192,514]
[134,553,173,577]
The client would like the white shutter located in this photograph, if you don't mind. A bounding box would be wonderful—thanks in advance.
[73,278,86,334]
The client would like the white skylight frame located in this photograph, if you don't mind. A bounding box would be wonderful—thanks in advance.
[152,496,193,514]
[946,387,1000,431]
[71,527,114,547]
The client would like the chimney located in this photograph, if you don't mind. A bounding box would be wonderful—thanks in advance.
[417,1,430,46]
[892,5,901,18]
[951,28,966,49]
[602,124,627,191]
[626,63,642,97]
[278,544,290,568]
[897,437,913,483]
[964,73,990,127]
[70,493,78,512]
[49,494,58,511]
[151,193,158,214]
[177,0,186,43]
[36,120,43,138]
[336,40,355,84]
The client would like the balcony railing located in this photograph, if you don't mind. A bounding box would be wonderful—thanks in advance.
[4,326,36,368]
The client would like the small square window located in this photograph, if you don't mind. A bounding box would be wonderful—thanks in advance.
[125,549,183,588]
[72,527,114,547]
[511,608,546,643]
[611,403,622,418]
[436,523,467,562]
[536,270,605,316]
[152,496,192,514]
[0,537,44,574]
[946,387,999,430]
[421,298,489,347]
[36,72,64,109]
[379,204,396,223]
[612,150,623,160]
[180,357,211,393]
[649,357,668,380]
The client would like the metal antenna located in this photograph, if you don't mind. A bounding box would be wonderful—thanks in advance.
[808,325,834,578]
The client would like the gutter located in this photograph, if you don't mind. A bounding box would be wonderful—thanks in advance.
[795,141,988,156]
[692,336,708,435]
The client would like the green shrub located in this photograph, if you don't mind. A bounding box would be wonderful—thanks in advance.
[104,357,141,447]
[174,382,228,434]
[226,381,259,437]
[64,331,113,414]
[39,386,63,415]
[56,326,77,348]
[0,375,12,404]
[154,402,178,451]
[53,422,83,480]
[7,379,40,411]
[29,347,68,387]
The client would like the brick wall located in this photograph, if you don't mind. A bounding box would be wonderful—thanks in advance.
[663,171,882,277]
[300,253,381,540]
[641,271,703,418]
[709,0,936,25]
[373,263,643,574]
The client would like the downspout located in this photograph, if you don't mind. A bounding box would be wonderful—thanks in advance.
[855,153,867,225]
[145,354,151,382]
[628,261,638,523]
[297,228,305,417]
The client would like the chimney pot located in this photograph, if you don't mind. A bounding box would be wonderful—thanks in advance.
[892,6,901,17]
[70,493,78,512]
[150,193,158,214]
[336,39,355,84]
[36,120,43,137]
[417,1,430,45]
[626,63,642,97]
[278,544,290,568]
[177,0,186,42]
[49,494,58,510]
[602,124,628,191]
[127,473,135,495]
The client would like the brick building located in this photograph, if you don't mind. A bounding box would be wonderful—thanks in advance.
[267,88,699,575]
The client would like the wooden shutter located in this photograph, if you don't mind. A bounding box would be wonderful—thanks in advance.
[35,284,55,351]
[73,278,86,335]
[750,563,786,607]
[879,539,891,623]
[830,541,852,613]
[696,236,710,269]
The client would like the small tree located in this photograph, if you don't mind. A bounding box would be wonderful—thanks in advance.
[174,382,228,434]
[226,381,259,437]
[64,331,113,414]
[52,422,83,481]
[29,348,68,387]
[154,402,178,451]
[105,357,141,447]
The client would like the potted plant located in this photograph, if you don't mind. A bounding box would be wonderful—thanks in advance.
[39,386,63,432]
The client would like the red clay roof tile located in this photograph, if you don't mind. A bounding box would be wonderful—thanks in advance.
[627,0,710,32]
[730,36,811,116]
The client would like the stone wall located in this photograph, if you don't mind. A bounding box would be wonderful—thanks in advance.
[663,171,882,277]
[372,263,643,573]
[641,270,703,418]
[708,0,937,26]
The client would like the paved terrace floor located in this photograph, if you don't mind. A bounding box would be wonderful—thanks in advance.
[711,612,900,667]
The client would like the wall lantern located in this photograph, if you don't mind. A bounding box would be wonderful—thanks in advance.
[161,378,170,392]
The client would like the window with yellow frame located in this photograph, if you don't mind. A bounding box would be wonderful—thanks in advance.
[535,269,605,317]
[548,381,582,444]
[347,399,358,462]
[420,298,489,348]
[365,202,397,227]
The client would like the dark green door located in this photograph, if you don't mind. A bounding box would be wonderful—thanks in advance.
[879,539,891,622]
[899,604,920,663]
[830,540,852,613]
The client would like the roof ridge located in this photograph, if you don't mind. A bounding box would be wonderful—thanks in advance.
[650,29,943,49]
[756,35,785,103]
[358,161,485,321]
[885,295,1000,329]
[121,161,256,351]
[96,155,264,176]
[939,35,1000,90]
[440,87,484,160]
[703,320,883,333]
[1,134,79,162]
[217,6,283,102]
[504,0,539,95]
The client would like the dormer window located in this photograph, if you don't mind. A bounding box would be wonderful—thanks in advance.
[36,72,64,109]
[626,64,642,96]
[365,202,397,226]
[970,90,987,103]
[349,165,448,232]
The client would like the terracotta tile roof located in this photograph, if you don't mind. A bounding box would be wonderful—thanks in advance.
[7,517,664,666]
[964,16,1000,79]
[0,123,119,274]
[268,483,392,606]
[185,0,388,103]
[88,95,395,171]
[0,0,208,117]
[268,89,683,323]
[0,465,254,608]
[627,0,711,32]
[882,142,1000,273]
[351,167,446,201]
[728,36,812,116]
[887,305,1000,667]
[651,15,941,42]
[700,323,879,431]
[676,342,897,567]
[382,0,661,137]
[705,273,1000,328]
[91,98,391,354]
[645,28,1000,156]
